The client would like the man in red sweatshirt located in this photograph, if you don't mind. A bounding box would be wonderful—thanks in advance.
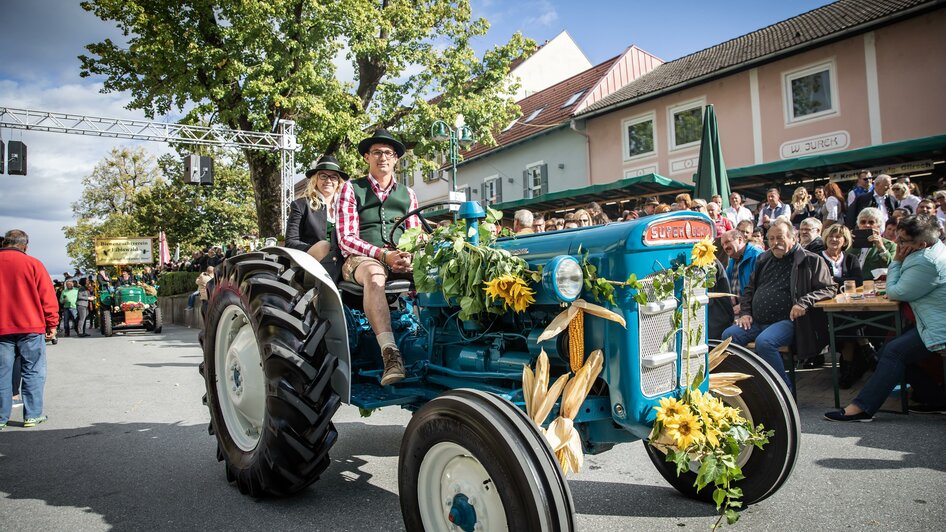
[0,229,59,429]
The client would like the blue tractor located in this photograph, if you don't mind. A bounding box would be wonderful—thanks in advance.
[200,203,799,530]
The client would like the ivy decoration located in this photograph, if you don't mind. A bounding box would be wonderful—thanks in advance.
[399,209,539,321]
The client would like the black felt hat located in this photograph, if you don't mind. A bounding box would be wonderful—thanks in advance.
[357,128,406,158]
[305,155,349,180]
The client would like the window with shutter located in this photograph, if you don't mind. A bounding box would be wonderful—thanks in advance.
[524,163,545,199]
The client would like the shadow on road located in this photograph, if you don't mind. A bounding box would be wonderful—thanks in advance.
[796,405,946,473]
[0,421,404,531]
[569,479,718,518]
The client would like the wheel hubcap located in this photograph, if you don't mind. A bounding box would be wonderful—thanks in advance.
[215,305,266,451]
[417,442,507,531]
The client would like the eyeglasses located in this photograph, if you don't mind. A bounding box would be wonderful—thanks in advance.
[369,149,397,159]
[316,173,340,182]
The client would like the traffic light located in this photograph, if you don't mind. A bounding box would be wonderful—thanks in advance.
[183,154,214,185]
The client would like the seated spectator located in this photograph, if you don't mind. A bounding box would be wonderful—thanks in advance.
[550,217,565,231]
[674,193,692,211]
[708,258,735,340]
[847,207,897,280]
[721,229,763,314]
[710,194,722,205]
[573,209,593,227]
[819,224,869,385]
[724,192,754,225]
[585,202,610,225]
[826,215,946,421]
[891,183,919,214]
[706,201,733,236]
[749,227,766,250]
[798,217,825,254]
[689,198,708,214]
[917,199,945,231]
[735,220,754,245]
[533,213,546,233]
[722,219,836,387]
[757,188,791,230]
[513,210,535,235]
[639,197,660,217]
[819,224,863,286]
[654,204,672,214]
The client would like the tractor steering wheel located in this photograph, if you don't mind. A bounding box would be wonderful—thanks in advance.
[384,201,465,247]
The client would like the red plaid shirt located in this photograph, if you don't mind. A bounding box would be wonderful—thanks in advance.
[337,174,420,259]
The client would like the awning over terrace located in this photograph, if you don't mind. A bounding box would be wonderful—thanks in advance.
[725,133,946,197]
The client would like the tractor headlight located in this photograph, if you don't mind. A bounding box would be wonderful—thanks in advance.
[543,255,583,302]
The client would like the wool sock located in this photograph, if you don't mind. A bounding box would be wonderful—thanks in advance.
[377,332,396,350]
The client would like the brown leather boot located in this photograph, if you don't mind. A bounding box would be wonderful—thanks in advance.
[380,345,405,386]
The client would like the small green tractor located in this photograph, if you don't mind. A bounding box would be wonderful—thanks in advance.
[99,285,162,336]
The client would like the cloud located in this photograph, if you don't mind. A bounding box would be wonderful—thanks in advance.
[1,80,176,276]
[528,2,559,27]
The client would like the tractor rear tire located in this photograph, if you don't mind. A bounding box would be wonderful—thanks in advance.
[645,340,800,505]
[202,251,341,497]
[152,307,162,334]
[399,389,575,531]
[101,310,113,337]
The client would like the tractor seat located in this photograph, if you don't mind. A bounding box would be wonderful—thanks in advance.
[338,278,413,297]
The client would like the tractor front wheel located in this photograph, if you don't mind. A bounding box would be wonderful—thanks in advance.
[201,251,341,497]
[645,340,800,505]
[399,389,575,531]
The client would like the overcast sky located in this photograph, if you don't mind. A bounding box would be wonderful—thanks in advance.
[0,0,831,278]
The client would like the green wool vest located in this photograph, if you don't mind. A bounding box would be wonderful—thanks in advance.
[351,177,411,248]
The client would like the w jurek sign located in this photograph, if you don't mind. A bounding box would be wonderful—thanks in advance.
[95,237,154,265]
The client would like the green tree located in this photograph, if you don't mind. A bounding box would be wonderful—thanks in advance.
[63,146,159,270]
[134,152,259,254]
[79,0,534,237]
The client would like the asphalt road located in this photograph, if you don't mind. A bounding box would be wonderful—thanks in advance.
[1,324,944,531]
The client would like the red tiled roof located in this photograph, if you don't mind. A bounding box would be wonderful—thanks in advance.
[458,56,620,162]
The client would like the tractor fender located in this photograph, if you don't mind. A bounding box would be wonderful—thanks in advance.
[264,246,352,404]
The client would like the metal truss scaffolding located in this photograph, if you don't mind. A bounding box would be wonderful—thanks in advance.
[0,106,298,232]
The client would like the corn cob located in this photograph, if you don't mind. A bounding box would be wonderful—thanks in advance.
[568,309,584,372]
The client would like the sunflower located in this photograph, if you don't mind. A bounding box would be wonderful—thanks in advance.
[723,406,745,425]
[664,410,705,449]
[654,396,685,423]
[690,237,716,268]
[482,274,536,312]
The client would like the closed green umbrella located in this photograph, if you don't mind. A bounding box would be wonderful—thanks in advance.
[694,104,731,210]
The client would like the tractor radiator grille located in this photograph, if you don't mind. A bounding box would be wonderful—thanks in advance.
[637,277,676,397]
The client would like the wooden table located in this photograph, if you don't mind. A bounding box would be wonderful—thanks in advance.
[815,293,904,411]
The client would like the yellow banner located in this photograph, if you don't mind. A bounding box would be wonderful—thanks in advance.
[94,237,154,265]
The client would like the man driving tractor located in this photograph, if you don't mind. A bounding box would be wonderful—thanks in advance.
[336,129,421,386]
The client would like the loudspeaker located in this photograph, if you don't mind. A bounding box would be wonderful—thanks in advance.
[183,154,213,185]
[7,141,26,175]
[0,141,4,174]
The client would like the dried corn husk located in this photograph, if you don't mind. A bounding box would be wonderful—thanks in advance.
[545,417,583,474]
[709,372,753,396]
[707,337,733,371]
[536,299,625,344]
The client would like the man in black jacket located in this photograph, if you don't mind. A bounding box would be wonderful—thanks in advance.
[722,219,837,387]
[846,174,897,229]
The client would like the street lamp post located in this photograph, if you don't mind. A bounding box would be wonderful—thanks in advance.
[430,114,474,192]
